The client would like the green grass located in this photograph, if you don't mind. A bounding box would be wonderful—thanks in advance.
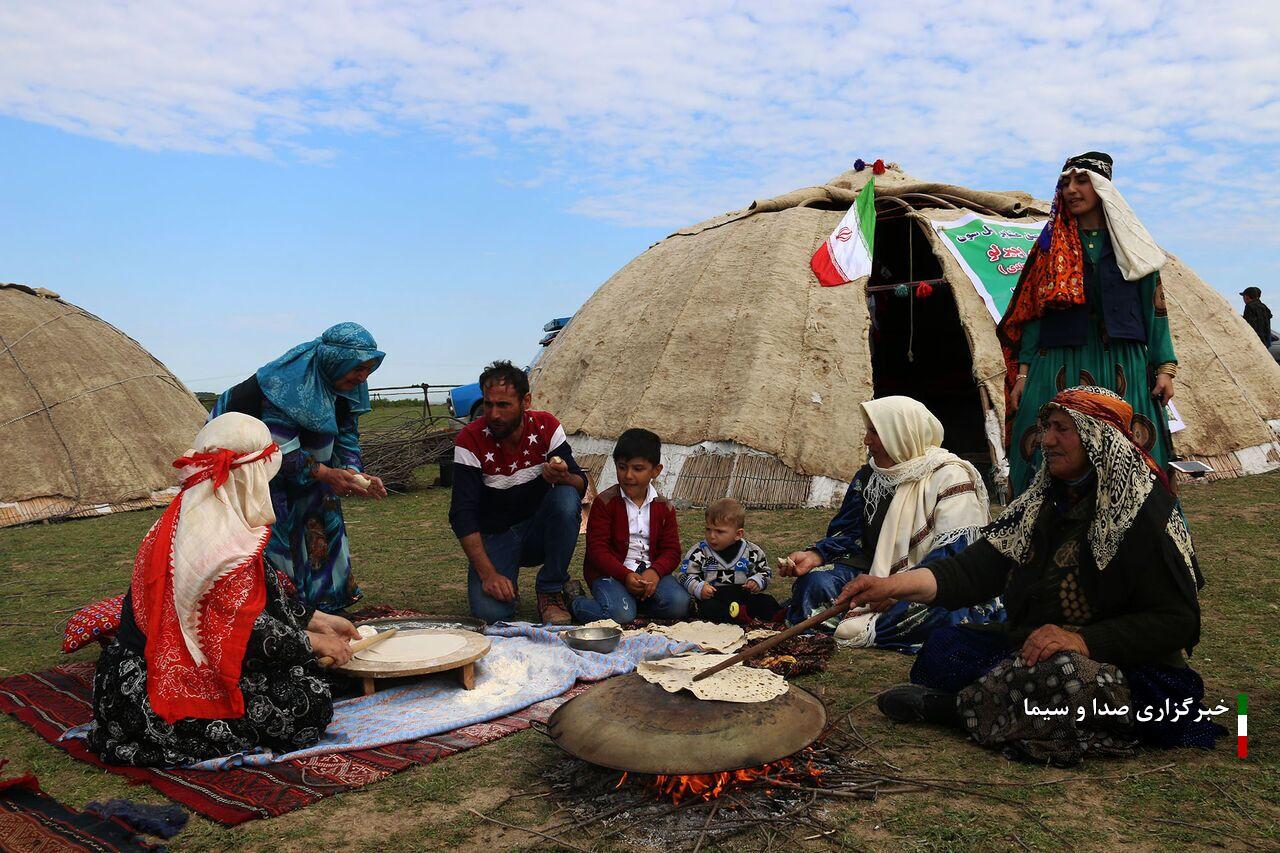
[1,473,1277,850]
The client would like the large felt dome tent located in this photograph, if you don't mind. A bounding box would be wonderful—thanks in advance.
[0,283,209,527]
[532,164,1280,507]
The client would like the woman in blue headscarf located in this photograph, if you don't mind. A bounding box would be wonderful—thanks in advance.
[212,323,386,612]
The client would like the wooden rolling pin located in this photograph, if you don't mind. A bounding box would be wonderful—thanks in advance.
[318,626,398,667]
[691,602,848,682]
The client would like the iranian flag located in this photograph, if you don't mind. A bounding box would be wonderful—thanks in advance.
[1238,693,1248,758]
[811,178,876,287]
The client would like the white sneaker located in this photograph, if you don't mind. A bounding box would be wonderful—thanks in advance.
[833,611,877,647]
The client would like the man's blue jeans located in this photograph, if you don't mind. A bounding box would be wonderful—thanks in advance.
[569,575,690,623]
[467,484,581,622]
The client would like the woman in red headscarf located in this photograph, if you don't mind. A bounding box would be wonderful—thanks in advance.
[89,413,360,767]
[833,387,1224,766]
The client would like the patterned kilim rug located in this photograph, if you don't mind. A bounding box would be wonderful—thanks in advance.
[0,768,156,850]
[0,661,584,825]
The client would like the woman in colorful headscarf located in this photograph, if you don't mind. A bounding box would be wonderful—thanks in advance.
[839,388,1224,766]
[1000,152,1177,498]
[212,322,386,611]
[89,413,361,767]
[781,396,1004,652]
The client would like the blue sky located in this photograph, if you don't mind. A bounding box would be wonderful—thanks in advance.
[2,1,1277,391]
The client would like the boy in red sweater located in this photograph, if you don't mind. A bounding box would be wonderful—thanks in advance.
[568,429,690,624]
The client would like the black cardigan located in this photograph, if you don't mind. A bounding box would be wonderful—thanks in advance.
[924,486,1202,668]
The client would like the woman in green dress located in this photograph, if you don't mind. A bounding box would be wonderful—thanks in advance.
[1000,151,1177,497]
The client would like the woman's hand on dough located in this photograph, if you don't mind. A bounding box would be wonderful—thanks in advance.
[308,631,354,666]
[309,611,360,640]
[315,464,364,497]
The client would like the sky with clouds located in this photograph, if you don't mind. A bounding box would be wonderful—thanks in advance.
[2,1,1276,391]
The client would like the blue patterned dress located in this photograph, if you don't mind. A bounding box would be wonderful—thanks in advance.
[212,323,384,612]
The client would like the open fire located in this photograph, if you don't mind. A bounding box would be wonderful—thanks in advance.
[615,749,825,803]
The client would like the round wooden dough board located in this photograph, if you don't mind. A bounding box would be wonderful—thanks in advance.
[335,628,492,694]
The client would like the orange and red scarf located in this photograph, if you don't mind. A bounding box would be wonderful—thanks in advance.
[1049,387,1168,491]
[996,196,1086,404]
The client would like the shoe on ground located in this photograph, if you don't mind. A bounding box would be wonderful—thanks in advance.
[537,591,573,626]
[833,610,877,646]
[877,683,959,727]
[561,579,586,602]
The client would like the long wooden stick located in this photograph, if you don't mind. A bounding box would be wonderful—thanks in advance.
[691,602,848,682]
[318,626,398,666]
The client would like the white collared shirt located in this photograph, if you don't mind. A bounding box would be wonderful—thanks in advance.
[621,483,657,572]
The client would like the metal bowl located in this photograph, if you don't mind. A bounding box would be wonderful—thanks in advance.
[562,626,622,654]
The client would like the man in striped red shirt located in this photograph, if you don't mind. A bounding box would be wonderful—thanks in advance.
[449,361,587,624]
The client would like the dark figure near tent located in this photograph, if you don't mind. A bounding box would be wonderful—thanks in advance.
[1241,287,1272,348]
[838,387,1226,767]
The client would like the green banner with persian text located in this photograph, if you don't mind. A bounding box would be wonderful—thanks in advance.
[930,214,1047,322]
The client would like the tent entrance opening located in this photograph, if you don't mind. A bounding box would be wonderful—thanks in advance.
[868,216,989,462]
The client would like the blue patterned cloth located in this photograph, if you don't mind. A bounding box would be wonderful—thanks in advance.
[255,322,384,435]
[181,622,696,768]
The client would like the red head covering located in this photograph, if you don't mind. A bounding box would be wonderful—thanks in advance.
[130,414,280,724]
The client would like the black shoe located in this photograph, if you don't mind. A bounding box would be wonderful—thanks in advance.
[877,684,959,727]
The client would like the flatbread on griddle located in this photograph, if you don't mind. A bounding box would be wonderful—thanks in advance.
[637,654,788,703]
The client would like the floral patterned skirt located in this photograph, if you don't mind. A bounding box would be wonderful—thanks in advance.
[911,626,1225,766]
[88,627,334,767]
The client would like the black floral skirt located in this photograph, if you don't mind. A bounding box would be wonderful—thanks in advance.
[88,633,333,767]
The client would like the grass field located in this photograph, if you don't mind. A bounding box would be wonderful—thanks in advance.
[1,472,1276,851]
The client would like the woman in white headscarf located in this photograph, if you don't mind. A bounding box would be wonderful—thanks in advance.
[89,413,360,767]
[782,396,1005,650]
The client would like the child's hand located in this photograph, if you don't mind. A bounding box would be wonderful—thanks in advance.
[624,572,647,596]
[699,584,716,600]
[744,580,759,593]
[640,569,660,599]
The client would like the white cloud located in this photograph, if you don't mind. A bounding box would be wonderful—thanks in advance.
[1,0,1277,242]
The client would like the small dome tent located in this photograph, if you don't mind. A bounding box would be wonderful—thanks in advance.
[532,164,1280,507]
[0,283,208,526]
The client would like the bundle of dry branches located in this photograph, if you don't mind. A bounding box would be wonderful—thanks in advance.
[361,413,460,489]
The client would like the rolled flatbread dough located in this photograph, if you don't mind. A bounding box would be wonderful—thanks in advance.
[355,633,468,663]
[644,621,745,653]
[638,654,788,703]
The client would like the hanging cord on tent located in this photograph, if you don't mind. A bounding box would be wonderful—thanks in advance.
[906,224,915,362]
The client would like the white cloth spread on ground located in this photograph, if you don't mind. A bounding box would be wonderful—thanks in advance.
[173,623,696,768]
